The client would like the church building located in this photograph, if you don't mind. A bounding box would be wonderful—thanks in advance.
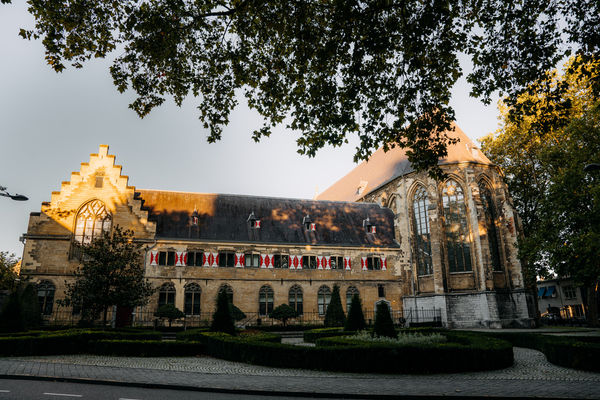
[20,125,533,328]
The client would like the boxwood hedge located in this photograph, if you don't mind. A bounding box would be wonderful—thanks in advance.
[481,331,600,372]
[192,330,513,373]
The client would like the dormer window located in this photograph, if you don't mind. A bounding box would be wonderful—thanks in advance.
[302,215,315,231]
[247,211,260,228]
[363,218,376,234]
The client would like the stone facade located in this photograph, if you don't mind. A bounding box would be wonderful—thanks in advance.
[317,125,533,328]
[21,145,404,325]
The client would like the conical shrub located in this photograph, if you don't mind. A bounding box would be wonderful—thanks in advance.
[211,289,235,335]
[345,293,366,331]
[374,300,397,338]
[324,285,346,327]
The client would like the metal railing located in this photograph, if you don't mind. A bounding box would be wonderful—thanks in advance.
[403,308,442,325]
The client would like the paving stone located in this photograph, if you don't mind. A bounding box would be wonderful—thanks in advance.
[1,347,599,398]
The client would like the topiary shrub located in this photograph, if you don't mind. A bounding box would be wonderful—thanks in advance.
[344,293,366,331]
[324,285,345,327]
[230,304,246,322]
[211,289,235,335]
[270,304,297,326]
[373,300,397,338]
[154,304,185,327]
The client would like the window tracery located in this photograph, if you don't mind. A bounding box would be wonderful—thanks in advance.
[478,181,502,271]
[74,200,112,244]
[442,179,472,272]
[412,186,433,275]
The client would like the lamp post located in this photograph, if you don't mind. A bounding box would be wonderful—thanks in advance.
[0,186,28,201]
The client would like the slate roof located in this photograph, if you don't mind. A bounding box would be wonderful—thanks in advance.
[135,190,398,248]
[316,124,492,202]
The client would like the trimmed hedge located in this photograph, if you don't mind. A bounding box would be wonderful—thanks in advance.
[481,331,600,372]
[193,330,513,373]
[244,324,324,332]
[0,329,162,356]
[178,328,281,343]
[303,327,353,343]
[90,340,204,356]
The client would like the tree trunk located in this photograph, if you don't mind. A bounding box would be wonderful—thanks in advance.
[587,284,599,327]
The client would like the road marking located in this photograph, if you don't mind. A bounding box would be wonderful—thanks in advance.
[119,398,141,400]
[43,393,83,398]
[0,390,10,393]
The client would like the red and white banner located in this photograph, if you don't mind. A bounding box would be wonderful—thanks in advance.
[381,256,387,271]
[149,251,158,266]
[267,254,274,269]
[362,257,368,271]
[175,251,187,266]
[212,252,219,267]
[203,252,210,267]
[324,256,331,270]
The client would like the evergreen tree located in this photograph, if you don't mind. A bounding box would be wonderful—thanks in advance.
[61,227,154,326]
[374,301,397,338]
[211,289,235,335]
[345,293,367,332]
[154,304,185,327]
[324,285,345,327]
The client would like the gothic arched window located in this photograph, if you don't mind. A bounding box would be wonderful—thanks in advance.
[317,285,331,316]
[346,286,359,311]
[218,284,234,303]
[158,282,176,307]
[442,179,472,272]
[288,285,303,316]
[412,186,433,276]
[258,285,274,316]
[74,200,112,244]
[184,283,201,315]
[478,181,502,271]
[37,280,55,315]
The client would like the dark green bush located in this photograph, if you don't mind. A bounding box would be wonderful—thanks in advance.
[178,328,280,343]
[345,293,366,331]
[303,327,350,343]
[269,304,297,326]
[373,301,397,338]
[211,290,235,334]
[324,285,345,327]
[481,331,600,372]
[192,330,513,373]
[0,329,162,356]
[245,324,323,332]
[90,340,204,356]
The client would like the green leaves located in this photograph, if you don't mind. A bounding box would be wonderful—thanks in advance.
[12,0,600,175]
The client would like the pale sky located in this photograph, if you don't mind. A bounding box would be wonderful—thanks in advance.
[0,2,501,257]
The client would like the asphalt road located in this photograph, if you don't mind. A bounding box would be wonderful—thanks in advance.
[0,379,321,400]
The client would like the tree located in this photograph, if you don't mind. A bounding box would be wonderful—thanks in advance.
[269,304,297,327]
[374,301,397,338]
[155,304,185,327]
[324,285,345,327]
[481,58,600,325]
[6,1,599,177]
[0,251,19,291]
[61,227,154,326]
[0,283,41,332]
[345,293,367,332]
[211,289,236,334]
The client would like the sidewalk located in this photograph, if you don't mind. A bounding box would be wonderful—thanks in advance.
[1,347,600,399]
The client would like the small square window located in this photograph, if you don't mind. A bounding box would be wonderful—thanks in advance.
[218,252,235,267]
[378,284,385,298]
[245,253,260,267]
[159,251,176,266]
[273,254,289,268]
[330,256,344,269]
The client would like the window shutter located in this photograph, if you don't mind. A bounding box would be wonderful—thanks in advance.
[381,256,387,271]
[150,251,158,266]
[175,252,185,266]
[210,253,217,267]
[295,255,302,270]
[344,256,352,270]
[268,254,274,269]
[183,252,188,265]
[203,252,209,267]
[317,256,323,270]
[259,254,265,268]
[361,257,367,271]
[324,256,331,270]
[235,253,244,268]
[288,255,295,270]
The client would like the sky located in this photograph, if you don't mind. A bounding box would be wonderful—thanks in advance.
[0,2,501,257]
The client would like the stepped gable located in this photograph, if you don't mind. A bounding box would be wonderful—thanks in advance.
[316,124,492,202]
[134,190,398,247]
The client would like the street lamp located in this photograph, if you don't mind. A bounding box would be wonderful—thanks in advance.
[0,186,28,201]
